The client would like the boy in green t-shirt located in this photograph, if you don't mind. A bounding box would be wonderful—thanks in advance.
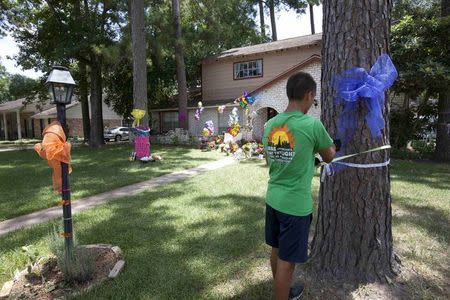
[263,72,336,300]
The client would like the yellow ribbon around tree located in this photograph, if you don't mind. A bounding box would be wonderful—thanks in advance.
[34,121,72,192]
[131,109,146,127]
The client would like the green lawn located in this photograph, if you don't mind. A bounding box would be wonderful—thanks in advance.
[0,159,448,299]
[0,144,222,221]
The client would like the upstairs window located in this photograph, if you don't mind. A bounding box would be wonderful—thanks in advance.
[233,59,263,80]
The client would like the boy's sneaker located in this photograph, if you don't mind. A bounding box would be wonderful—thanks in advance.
[289,285,304,300]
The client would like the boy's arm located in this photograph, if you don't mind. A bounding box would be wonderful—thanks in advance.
[318,145,336,163]
[314,119,336,163]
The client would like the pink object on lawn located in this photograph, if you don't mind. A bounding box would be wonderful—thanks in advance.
[134,136,150,158]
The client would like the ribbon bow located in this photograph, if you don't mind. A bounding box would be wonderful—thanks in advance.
[131,109,146,127]
[34,121,72,192]
[334,54,398,146]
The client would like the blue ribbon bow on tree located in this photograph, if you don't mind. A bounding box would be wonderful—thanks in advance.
[333,54,398,148]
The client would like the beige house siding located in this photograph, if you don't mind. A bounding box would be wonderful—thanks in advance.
[202,45,320,102]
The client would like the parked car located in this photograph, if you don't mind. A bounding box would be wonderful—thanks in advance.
[104,127,130,142]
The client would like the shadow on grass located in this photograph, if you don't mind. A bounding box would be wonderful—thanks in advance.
[65,188,268,299]
[0,144,221,220]
[390,159,450,191]
[394,200,450,244]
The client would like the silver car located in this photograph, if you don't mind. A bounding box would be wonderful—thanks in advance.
[104,127,130,142]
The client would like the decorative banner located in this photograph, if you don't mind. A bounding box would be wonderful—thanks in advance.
[34,121,72,192]
[131,109,146,127]
[333,54,398,147]
[194,101,204,121]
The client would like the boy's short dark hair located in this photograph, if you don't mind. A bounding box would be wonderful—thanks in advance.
[286,72,317,101]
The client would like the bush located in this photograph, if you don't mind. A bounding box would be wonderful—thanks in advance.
[48,228,94,283]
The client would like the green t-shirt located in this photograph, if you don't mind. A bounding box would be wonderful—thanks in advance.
[263,111,333,216]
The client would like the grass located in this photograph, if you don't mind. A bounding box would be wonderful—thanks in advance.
[0,159,448,299]
[0,144,222,221]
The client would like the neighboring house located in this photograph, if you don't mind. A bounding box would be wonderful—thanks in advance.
[150,33,322,141]
[0,97,124,140]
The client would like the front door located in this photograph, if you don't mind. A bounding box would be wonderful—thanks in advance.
[267,108,278,120]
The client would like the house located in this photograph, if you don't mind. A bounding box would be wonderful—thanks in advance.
[0,97,124,140]
[150,33,322,141]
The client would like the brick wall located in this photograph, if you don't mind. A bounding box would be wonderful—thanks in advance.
[65,118,121,138]
[251,61,322,141]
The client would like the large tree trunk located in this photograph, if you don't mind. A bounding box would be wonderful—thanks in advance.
[309,3,315,34]
[74,0,90,142]
[79,61,90,142]
[268,0,277,41]
[435,0,450,162]
[88,55,104,148]
[172,0,188,130]
[259,0,266,37]
[311,0,397,282]
[130,0,149,128]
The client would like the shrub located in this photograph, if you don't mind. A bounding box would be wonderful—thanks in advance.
[48,228,94,283]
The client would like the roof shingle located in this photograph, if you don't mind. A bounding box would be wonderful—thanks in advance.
[204,33,322,62]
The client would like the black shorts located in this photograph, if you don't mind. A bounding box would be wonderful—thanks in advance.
[265,204,312,263]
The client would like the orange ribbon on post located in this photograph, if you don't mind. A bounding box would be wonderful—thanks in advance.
[34,121,72,192]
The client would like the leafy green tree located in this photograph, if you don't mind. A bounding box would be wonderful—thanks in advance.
[105,0,264,117]
[7,0,126,147]
[8,74,39,100]
[390,0,450,160]
[0,0,11,37]
[0,63,10,102]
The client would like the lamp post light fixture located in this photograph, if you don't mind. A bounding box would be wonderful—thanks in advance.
[46,66,75,256]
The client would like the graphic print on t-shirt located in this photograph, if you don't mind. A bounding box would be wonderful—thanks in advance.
[266,124,296,163]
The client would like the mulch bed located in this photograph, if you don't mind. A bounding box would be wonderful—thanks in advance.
[7,246,121,300]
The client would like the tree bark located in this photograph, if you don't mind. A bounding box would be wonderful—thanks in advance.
[268,0,277,41]
[88,54,104,148]
[130,0,149,128]
[79,61,90,142]
[435,0,450,162]
[172,0,188,130]
[259,0,266,37]
[309,3,315,34]
[311,0,397,282]
[74,0,90,142]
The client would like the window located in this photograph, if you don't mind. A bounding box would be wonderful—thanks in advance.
[162,112,179,132]
[233,59,263,80]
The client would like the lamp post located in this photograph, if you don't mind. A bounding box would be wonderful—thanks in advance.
[46,66,75,255]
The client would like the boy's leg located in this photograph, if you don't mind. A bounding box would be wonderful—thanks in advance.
[275,258,295,300]
[271,247,278,279]
[266,205,280,279]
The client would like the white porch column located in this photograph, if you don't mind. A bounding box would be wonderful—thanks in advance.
[16,110,22,140]
[2,113,8,140]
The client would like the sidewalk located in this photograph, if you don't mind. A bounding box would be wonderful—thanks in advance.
[0,158,235,236]
[0,145,35,152]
